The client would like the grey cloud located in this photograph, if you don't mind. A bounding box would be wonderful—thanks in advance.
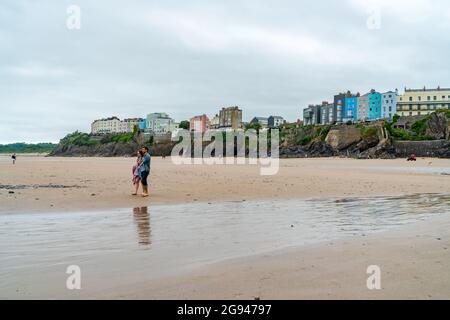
[0,0,449,143]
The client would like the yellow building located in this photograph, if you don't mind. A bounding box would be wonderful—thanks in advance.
[397,86,450,117]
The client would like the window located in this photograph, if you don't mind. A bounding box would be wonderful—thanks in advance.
[409,97,413,101]
[389,106,392,112]
[434,96,437,100]
[409,105,412,110]
[427,96,431,101]
[418,111,421,115]
[418,96,422,101]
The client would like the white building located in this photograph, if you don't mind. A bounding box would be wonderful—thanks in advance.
[268,116,284,128]
[381,90,398,120]
[146,112,176,134]
[250,117,269,128]
[210,114,220,129]
[357,94,369,122]
[91,116,123,134]
[91,117,146,134]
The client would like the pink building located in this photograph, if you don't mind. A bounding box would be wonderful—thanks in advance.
[190,114,210,134]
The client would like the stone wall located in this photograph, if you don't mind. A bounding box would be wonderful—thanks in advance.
[394,140,450,157]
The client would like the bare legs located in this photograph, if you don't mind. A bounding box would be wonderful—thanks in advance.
[132,178,141,195]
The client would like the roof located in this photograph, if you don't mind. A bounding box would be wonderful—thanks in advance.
[405,87,450,92]
[92,116,120,123]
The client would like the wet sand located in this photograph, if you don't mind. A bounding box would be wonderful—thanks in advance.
[97,212,450,300]
[1,155,449,213]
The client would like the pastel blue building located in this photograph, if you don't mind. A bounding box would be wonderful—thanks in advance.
[344,96,358,122]
[138,119,147,130]
[368,90,382,120]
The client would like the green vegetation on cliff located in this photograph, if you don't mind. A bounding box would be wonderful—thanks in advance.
[384,109,450,141]
[60,130,138,147]
[0,143,57,154]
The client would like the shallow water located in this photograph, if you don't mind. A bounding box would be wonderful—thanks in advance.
[1,193,450,298]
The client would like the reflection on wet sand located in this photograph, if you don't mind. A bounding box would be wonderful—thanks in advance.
[133,207,151,246]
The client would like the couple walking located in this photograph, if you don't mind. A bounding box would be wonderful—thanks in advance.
[132,146,151,197]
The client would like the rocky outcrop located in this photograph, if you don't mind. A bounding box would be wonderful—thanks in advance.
[325,127,362,151]
[357,140,396,159]
[50,132,176,157]
[426,112,449,140]
[50,140,137,157]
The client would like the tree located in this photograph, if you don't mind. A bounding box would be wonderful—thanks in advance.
[179,120,190,130]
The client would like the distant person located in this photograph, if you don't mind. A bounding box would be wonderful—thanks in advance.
[140,146,151,197]
[132,150,144,196]
[11,153,16,165]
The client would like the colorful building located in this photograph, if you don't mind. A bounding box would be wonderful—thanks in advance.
[381,90,398,120]
[138,118,147,130]
[368,90,382,120]
[122,118,144,132]
[190,114,210,134]
[396,86,450,117]
[344,95,358,123]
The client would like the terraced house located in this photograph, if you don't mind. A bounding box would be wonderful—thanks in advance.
[396,87,450,117]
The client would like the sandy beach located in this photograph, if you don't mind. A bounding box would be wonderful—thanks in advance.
[1,155,450,299]
[1,155,450,213]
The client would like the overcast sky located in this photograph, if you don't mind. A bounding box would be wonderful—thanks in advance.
[1,0,449,143]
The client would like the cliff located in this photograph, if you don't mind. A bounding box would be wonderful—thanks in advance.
[49,131,175,157]
[280,110,450,159]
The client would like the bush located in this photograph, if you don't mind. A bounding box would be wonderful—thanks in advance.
[299,136,312,145]
[61,131,100,146]
[411,118,428,136]
[111,132,134,143]
[361,127,378,139]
